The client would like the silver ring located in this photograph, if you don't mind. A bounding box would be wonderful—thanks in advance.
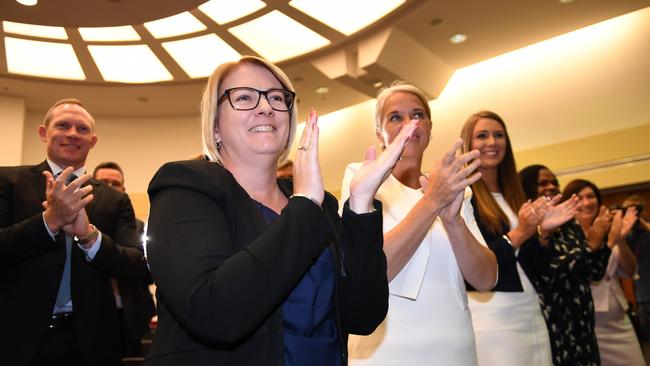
[297,146,307,151]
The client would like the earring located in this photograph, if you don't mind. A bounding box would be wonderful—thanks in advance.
[216,141,222,150]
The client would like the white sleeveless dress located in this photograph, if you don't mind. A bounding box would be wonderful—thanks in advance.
[340,163,479,366]
[464,193,552,366]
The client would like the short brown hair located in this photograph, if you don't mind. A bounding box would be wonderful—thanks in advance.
[43,98,95,129]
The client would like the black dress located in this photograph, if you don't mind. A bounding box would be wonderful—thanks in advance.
[537,220,611,366]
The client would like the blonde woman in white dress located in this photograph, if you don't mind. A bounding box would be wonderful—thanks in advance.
[341,82,497,365]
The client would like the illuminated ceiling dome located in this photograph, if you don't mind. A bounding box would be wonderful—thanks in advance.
[1,0,407,83]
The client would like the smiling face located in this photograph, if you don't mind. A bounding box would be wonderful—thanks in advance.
[470,117,507,170]
[215,62,290,165]
[38,103,97,169]
[537,168,560,198]
[576,186,599,222]
[377,91,431,159]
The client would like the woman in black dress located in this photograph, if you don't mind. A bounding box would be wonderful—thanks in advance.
[519,165,611,366]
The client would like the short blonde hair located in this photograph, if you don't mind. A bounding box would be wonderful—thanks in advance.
[43,98,95,130]
[374,81,431,133]
[200,56,297,164]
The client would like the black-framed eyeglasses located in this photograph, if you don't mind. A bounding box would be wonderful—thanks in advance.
[218,87,295,112]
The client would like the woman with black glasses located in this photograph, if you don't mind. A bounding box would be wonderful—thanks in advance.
[144,56,416,366]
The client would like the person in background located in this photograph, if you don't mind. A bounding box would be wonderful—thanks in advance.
[519,165,611,366]
[0,98,148,366]
[460,112,578,366]
[342,82,497,365]
[563,179,644,366]
[277,159,293,178]
[144,56,415,365]
[622,195,650,353]
[93,161,156,358]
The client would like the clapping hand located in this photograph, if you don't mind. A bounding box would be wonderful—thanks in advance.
[586,206,613,250]
[42,167,94,233]
[292,109,324,206]
[540,194,580,232]
[348,119,419,213]
[424,139,482,223]
[607,206,638,248]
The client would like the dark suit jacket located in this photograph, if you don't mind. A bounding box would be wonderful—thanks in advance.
[0,161,150,366]
[117,218,156,339]
[467,197,551,292]
[144,160,388,366]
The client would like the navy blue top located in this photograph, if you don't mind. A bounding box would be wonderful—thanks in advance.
[255,201,340,366]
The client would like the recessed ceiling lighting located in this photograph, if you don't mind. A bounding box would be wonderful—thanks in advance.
[289,0,405,36]
[143,12,206,39]
[162,34,240,78]
[449,33,467,44]
[3,21,68,40]
[5,37,85,80]
[229,10,330,62]
[198,0,266,25]
[16,0,38,6]
[315,86,329,95]
[558,0,576,3]
[87,45,173,83]
[79,26,141,42]
[373,81,383,88]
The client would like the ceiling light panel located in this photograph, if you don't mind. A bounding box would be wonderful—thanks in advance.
[143,12,206,39]
[88,45,173,83]
[289,0,405,35]
[229,10,330,62]
[163,34,241,78]
[2,21,68,40]
[79,26,141,42]
[198,0,266,25]
[5,37,84,79]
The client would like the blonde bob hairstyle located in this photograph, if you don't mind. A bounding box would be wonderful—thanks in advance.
[200,56,297,165]
[374,81,431,134]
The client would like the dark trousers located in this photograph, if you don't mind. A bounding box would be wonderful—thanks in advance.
[29,316,85,366]
[118,309,142,357]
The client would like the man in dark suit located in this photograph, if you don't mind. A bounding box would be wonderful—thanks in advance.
[0,98,149,366]
[93,161,156,357]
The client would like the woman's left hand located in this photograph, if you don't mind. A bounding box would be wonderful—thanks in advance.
[292,109,324,205]
[348,119,419,213]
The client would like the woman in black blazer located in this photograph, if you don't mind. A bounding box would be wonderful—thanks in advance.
[144,56,418,366]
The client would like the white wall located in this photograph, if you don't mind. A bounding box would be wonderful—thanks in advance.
[0,95,25,166]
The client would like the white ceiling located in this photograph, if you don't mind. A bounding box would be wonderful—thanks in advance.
[0,0,647,117]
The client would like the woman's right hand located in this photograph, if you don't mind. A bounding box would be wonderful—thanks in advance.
[292,109,324,205]
[586,206,613,250]
[423,138,482,212]
[348,119,419,213]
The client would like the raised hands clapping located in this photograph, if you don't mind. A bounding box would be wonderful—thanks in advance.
[421,138,482,223]
[347,119,420,213]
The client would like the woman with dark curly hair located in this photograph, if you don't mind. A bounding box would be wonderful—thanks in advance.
[519,166,611,366]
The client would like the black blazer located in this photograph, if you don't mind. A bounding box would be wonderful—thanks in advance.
[117,218,156,340]
[144,160,388,366]
[0,161,149,366]
[467,197,551,292]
